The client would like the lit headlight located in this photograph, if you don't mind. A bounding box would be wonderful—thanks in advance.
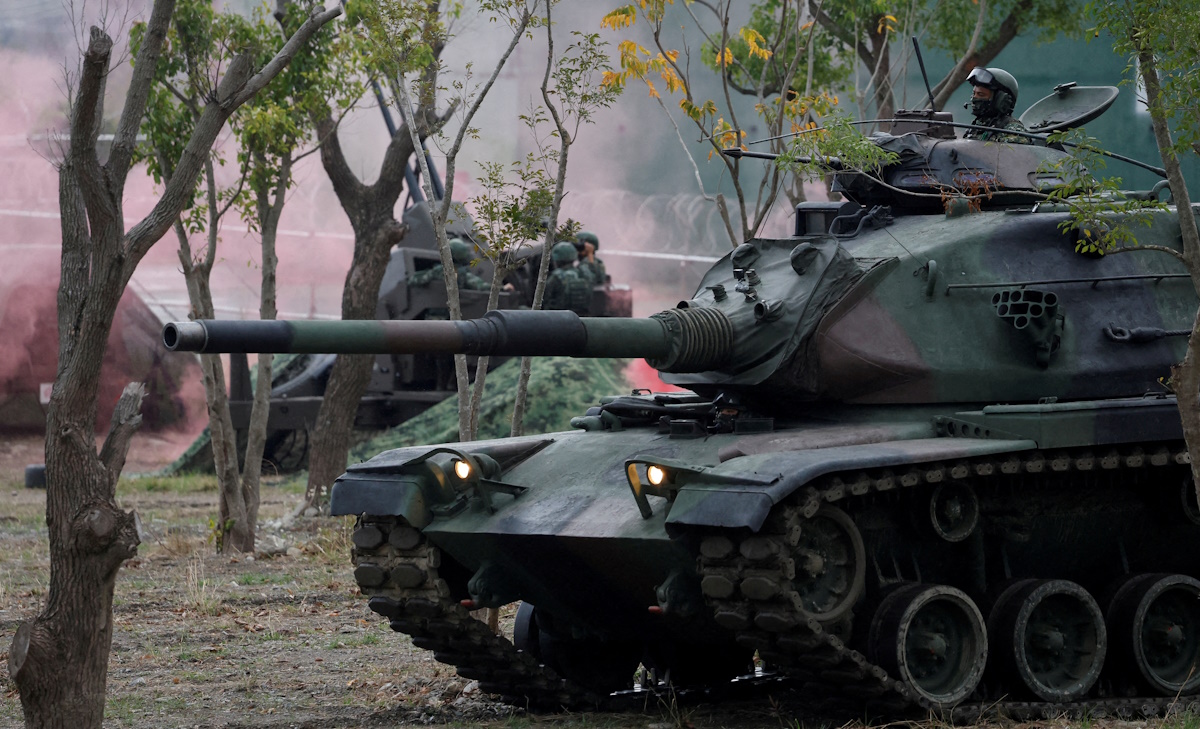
[453,459,472,480]
[646,464,667,486]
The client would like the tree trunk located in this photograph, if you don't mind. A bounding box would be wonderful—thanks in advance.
[304,221,404,506]
[1136,42,1200,502]
[8,6,338,724]
[10,386,144,728]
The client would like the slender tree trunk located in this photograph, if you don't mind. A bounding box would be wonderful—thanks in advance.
[1136,43,1200,501]
[304,221,404,507]
[513,0,572,437]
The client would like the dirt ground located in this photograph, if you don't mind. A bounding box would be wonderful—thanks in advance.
[0,433,813,728]
[0,433,1180,729]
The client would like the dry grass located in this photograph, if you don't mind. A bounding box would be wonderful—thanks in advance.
[182,555,222,616]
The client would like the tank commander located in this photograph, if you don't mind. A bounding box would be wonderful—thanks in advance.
[544,240,593,314]
[575,231,608,286]
[962,67,1031,145]
[407,238,491,291]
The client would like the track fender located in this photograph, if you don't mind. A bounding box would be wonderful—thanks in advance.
[664,437,1035,534]
[330,473,432,528]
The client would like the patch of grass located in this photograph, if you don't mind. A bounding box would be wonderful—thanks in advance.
[304,518,354,564]
[106,694,150,723]
[340,632,380,648]
[119,473,218,495]
[237,572,293,586]
[1165,709,1200,729]
[272,474,307,495]
[160,528,201,557]
[184,555,223,616]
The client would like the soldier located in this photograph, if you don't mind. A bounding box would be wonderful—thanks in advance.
[962,67,1032,145]
[407,238,491,291]
[544,241,592,314]
[575,231,608,286]
[407,237,490,389]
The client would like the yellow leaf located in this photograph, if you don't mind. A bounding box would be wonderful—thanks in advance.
[601,7,636,31]
[646,80,660,99]
[719,47,733,67]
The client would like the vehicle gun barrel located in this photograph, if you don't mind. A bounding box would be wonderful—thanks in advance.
[164,308,735,373]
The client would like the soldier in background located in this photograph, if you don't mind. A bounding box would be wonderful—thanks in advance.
[575,230,608,285]
[962,67,1031,145]
[407,238,491,291]
[544,241,592,314]
[407,237,490,388]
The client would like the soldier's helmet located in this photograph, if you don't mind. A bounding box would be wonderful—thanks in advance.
[967,67,1019,117]
[552,241,578,266]
[577,231,599,250]
[449,238,473,266]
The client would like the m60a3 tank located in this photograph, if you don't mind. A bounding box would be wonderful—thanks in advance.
[165,84,1200,716]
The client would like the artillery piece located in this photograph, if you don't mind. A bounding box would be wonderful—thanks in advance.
[165,82,1200,716]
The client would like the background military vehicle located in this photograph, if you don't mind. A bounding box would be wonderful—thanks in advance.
[166,82,1200,716]
[227,197,633,472]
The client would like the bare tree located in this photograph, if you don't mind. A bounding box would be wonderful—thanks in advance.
[5,2,338,725]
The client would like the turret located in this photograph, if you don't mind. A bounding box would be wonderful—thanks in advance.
[164,86,1192,411]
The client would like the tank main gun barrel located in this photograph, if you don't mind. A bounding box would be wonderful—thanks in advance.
[163,308,735,373]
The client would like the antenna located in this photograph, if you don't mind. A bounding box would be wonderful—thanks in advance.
[912,36,936,111]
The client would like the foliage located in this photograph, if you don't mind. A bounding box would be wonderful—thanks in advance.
[133,0,360,232]
[471,155,555,269]
[776,111,898,182]
[815,0,1085,114]
[1037,129,1166,254]
[1091,0,1200,155]
[601,0,849,243]
[349,0,442,80]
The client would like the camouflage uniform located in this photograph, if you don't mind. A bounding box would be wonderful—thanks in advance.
[963,115,1032,145]
[544,267,592,314]
[545,240,592,314]
[575,231,607,286]
[577,258,607,286]
[407,264,490,291]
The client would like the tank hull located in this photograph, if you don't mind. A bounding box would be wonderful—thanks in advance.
[336,395,1200,713]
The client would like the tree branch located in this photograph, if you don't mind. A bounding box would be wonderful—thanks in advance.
[109,0,177,190]
[124,4,341,267]
[98,382,146,496]
[933,0,1031,110]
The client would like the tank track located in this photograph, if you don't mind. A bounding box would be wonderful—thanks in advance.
[350,442,1198,718]
[696,441,1197,720]
[350,516,604,710]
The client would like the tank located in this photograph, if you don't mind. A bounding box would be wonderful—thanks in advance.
[227,200,632,470]
[164,84,1200,717]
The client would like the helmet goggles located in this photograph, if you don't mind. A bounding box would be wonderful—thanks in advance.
[967,67,994,87]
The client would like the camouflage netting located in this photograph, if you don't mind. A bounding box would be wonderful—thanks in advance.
[350,356,630,461]
[156,353,310,475]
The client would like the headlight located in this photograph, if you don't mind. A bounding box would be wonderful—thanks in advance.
[453,459,472,480]
[626,460,680,519]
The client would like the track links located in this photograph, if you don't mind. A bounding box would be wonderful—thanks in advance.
[350,442,1195,718]
[350,516,603,710]
[697,441,1194,719]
